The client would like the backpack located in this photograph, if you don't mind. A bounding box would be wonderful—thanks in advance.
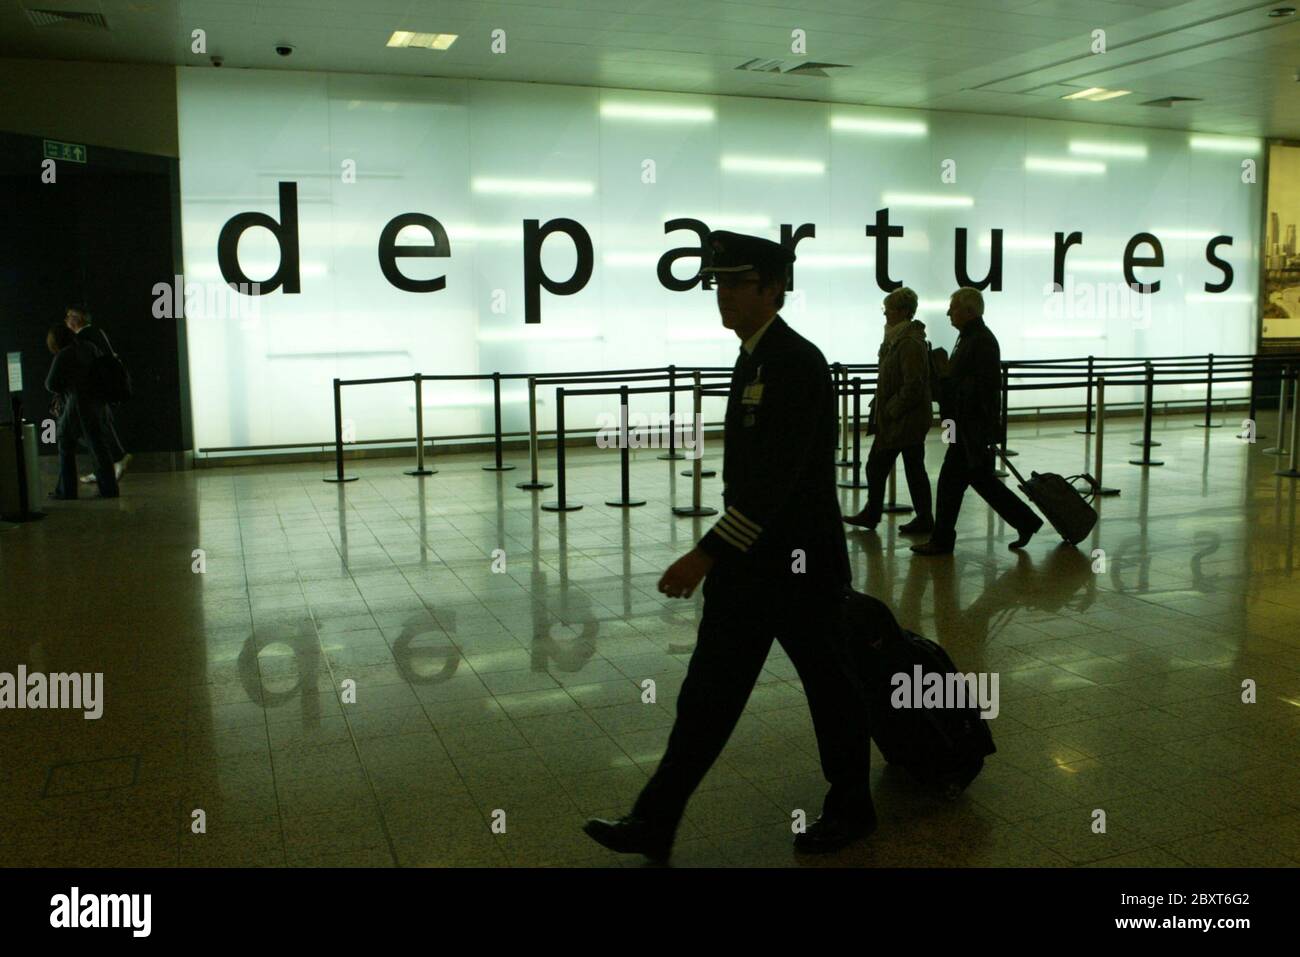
[88,330,133,403]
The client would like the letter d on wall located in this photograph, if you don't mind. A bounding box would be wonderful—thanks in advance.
[218,181,301,294]
[523,218,593,324]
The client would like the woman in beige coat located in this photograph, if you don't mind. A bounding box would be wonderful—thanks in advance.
[843,287,934,533]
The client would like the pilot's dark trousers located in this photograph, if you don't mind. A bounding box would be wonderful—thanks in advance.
[633,560,872,835]
[931,441,1038,547]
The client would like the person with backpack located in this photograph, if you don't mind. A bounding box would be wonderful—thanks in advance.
[64,304,131,484]
[843,286,935,534]
[45,324,119,500]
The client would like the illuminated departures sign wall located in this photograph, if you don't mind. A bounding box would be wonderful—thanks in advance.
[177,68,1261,451]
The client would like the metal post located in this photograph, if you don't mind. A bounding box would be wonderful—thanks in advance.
[323,377,358,483]
[482,372,516,472]
[673,372,718,517]
[1275,369,1300,479]
[999,362,1017,456]
[1075,354,1095,435]
[542,388,582,511]
[516,376,553,490]
[405,374,436,477]
[1129,362,1164,467]
[880,456,914,515]
[836,364,852,466]
[607,385,646,507]
[1240,356,1264,441]
[1195,353,1220,429]
[838,378,869,489]
[659,364,685,460]
[1264,365,1290,457]
[1092,376,1119,496]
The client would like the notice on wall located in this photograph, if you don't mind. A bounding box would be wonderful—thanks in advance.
[1263,142,1300,342]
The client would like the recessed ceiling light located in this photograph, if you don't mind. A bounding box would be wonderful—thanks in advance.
[387,31,458,50]
[1268,7,1296,17]
[1061,87,1132,102]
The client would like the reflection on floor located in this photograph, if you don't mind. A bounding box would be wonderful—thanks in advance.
[1,411,1298,867]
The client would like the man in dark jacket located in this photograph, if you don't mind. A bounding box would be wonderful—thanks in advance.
[65,305,130,484]
[843,286,934,534]
[45,324,119,500]
[912,287,1041,556]
[582,232,874,862]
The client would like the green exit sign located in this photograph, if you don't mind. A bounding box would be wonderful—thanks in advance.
[43,139,87,164]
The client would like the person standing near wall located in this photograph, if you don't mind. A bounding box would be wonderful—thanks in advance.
[65,304,131,483]
[843,286,934,535]
[45,324,119,500]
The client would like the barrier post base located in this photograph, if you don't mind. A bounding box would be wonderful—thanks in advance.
[1094,487,1121,497]
[681,468,717,478]
[1128,457,1164,467]
[1074,427,1094,435]
[1275,467,1300,478]
[324,475,359,483]
[606,497,647,508]
[881,504,914,514]
[835,457,854,467]
[541,501,583,512]
[482,464,517,472]
[672,505,718,517]
[516,479,554,490]
[1194,423,1222,429]
[657,451,686,461]
[404,468,436,476]
[1130,439,1162,448]
[1262,447,1287,456]
[837,477,870,489]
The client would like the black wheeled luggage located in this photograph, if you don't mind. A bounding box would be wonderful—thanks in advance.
[996,449,1097,545]
[837,590,995,798]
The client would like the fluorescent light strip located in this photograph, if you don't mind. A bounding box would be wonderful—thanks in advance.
[830,116,927,136]
[1189,135,1260,153]
[1185,293,1254,303]
[477,326,601,342]
[1068,141,1148,159]
[1089,89,1131,101]
[665,214,773,230]
[721,155,825,175]
[1025,157,1106,174]
[471,177,595,196]
[1152,229,1219,241]
[1062,87,1106,100]
[881,192,973,208]
[386,31,457,50]
[600,102,715,122]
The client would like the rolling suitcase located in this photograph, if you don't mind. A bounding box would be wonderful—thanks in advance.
[837,590,995,798]
[996,449,1098,546]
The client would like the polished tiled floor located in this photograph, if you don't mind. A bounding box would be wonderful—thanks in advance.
[2,410,1299,867]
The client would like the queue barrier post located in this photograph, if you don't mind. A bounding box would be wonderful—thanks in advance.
[1264,365,1290,457]
[1195,353,1221,429]
[673,372,718,518]
[516,376,554,490]
[1092,376,1120,496]
[606,385,647,508]
[1274,369,1300,479]
[541,388,582,512]
[404,373,436,477]
[1075,354,1095,435]
[659,365,685,461]
[482,372,516,472]
[323,377,358,483]
[838,377,869,489]
[1129,362,1165,467]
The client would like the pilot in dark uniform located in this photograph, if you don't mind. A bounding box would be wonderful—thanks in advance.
[583,232,875,862]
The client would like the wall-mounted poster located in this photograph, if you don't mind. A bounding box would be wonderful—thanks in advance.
[1263,142,1300,342]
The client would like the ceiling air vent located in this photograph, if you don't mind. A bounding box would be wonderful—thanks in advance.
[25,8,109,29]
[1140,96,1202,108]
[736,58,850,77]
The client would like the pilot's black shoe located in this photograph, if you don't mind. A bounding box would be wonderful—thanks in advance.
[793,811,878,854]
[1009,517,1044,550]
[582,815,674,863]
